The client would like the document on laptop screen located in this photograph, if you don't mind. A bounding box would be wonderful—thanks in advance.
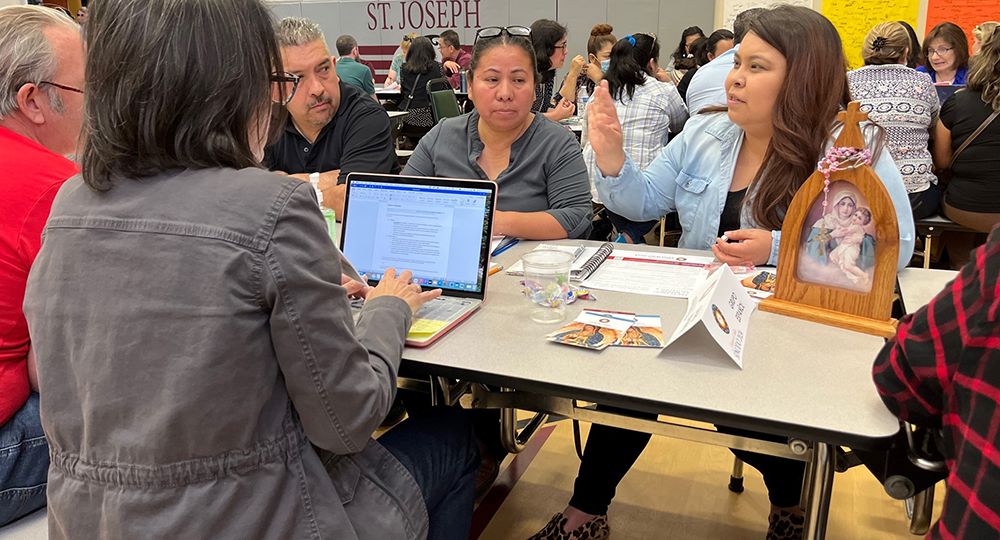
[343,181,491,292]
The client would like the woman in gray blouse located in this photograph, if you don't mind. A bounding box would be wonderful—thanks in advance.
[402,27,593,240]
[23,1,477,538]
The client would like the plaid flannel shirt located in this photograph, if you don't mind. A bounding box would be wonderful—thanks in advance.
[873,227,1000,539]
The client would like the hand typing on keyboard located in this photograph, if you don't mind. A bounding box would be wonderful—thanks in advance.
[366,268,442,315]
[341,274,370,299]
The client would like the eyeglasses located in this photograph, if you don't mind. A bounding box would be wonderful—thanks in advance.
[475,26,531,44]
[927,46,954,57]
[270,72,300,105]
[38,81,84,95]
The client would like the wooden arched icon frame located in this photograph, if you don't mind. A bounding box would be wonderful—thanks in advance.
[760,102,899,337]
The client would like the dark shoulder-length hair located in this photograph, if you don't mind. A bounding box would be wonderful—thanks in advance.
[605,33,660,102]
[403,36,437,74]
[744,6,853,230]
[530,19,566,81]
[671,25,704,63]
[922,22,970,75]
[898,20,923,68]
[81,0,282,191]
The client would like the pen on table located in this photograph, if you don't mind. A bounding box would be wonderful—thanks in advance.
[488,264,503,276]
[491,238,519,257]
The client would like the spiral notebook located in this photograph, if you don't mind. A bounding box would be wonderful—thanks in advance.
[506,242,615,282]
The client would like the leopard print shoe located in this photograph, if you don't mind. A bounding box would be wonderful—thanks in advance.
[528,512,610,540]
[766,508,804,540]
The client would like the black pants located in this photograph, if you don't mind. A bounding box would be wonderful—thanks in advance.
[569,405,806,515]
[909,183,941,220]
[398,388,507,460]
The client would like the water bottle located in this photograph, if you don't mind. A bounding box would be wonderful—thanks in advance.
[458,69,467,93]
[576,85,589,118]
[309,172,338,243]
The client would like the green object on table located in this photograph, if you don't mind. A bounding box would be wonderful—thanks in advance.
[322,208,337,243]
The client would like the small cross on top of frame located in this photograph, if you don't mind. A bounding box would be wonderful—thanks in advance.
[837,101,869,126]
[834,101,870,148]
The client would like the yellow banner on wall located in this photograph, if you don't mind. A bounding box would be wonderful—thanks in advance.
[822,0,921,70]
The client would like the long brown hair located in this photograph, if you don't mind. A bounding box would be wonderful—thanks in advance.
[968,28,1000,111]
[744,6,852,230]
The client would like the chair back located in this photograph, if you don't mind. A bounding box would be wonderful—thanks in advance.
[426,78,462,123]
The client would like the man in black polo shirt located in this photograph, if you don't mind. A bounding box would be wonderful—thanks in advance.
[266,17,399,217]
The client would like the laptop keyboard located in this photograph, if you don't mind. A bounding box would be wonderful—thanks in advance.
[350,296,476,322]
[414,297,476,321]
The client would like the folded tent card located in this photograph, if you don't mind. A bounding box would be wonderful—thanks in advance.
[664,264,756,368]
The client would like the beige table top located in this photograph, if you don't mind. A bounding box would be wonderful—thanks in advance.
[402,240,900,449]
[897,268,958,314]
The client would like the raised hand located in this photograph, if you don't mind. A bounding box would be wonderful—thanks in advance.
[587,80,625,176]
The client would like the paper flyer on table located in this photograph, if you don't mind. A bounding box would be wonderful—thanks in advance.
[547,310,635,351]
[581,251,714,298]
[616,314,665,348]
[665,265,755,368]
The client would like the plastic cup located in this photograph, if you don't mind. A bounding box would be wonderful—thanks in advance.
[521,249,573,324]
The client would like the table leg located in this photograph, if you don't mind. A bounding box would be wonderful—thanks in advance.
[924,234,932,270]
[803,442,835,540]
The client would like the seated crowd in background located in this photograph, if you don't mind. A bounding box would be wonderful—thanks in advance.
[582,31,688,244]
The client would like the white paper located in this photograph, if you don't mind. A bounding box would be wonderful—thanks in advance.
[490,236,504,254]
[721,0,811,29]
[665,265,756,368]
[581,251,714,298]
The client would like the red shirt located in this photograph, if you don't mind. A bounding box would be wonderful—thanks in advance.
[0,127,77,425]
[445,48,472,90]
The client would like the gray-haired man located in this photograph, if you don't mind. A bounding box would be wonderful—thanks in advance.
[264,18,398,218]
[0,4,82,526]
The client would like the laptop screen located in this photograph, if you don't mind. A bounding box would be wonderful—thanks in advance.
[935,84,963,105]
[341,174,495,296]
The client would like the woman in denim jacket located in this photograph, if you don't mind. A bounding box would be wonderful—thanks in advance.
[531,6,914,540]
[22,1,478,539]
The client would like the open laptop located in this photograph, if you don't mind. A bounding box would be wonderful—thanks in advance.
[935,84,963,105]
[340,172,497,347]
